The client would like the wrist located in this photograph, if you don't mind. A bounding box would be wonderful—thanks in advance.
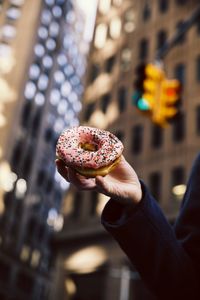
[125,180,142,206]
[114,183,142,207]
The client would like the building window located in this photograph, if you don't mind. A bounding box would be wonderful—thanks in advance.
[151,124,163,148]
[22,147,33,179]
[171,166,186,201]
[31,108,42,138]
[4,191,14,211]
[118,86,127,112]
[54,189,62,204]
[101,93,111,113]
[85,102,95,121]
[174,63,185,84]
[121,48,132,71]
[1,24,17,41]
[98,0,111,14]
[36,169,46,187]
[37,224,46,243]
[171,166,185,187]
[175,0,188,5]
[124,10,135,33]
[142,3,151,21]
[172,112,185,142]
[175,21,186,44]
[44,127,53,142]
[89,63,100,83]
[105,55,116,73]
[26,216,37,243]
[139,38,148,60]
[196,17,200,35]
[9,222,20,243]
[21,101,33,128]
[94,23,107,49]
[15,200,24,218]
[6,6,22,21]
[131,125,143,154]
[196,105,200,135]
[109,17,121,39]
[11,139,24,171]
[45,177,54,193]
[149,172,161,201]
[159,0,169,13]
[196,56,200,82]
[157,30,167,50]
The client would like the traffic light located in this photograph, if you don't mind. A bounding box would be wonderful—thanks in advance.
[143,63,165,111]
[132,62,182,127]
[132,63,151,112]
[132,63,165,114]
[151,78,181,127]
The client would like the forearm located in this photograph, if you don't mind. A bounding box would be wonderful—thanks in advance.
[101,182,199,299]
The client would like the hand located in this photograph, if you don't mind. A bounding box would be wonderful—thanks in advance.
[56,156,142,206]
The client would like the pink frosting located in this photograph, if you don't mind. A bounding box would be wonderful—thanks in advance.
[56,126,124,169]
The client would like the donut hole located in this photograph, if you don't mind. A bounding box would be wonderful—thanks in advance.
[79,142,99,152]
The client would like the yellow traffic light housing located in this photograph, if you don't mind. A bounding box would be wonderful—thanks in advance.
[132,62,182,127]
[143,63,165,110]
[151,78,181,127]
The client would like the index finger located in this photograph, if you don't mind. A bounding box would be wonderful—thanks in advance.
[68,168,97,190]
[55,159,69,182]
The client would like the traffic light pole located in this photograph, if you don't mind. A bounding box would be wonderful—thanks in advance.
[156,5,200,61]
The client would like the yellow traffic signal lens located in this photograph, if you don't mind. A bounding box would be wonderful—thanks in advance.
[145,63,164,81]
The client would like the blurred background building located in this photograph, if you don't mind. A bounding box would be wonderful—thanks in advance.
[54,0,200,300]
[0,0,94,299]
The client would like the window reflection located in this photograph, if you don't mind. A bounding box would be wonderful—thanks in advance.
[109,17,121,39]
[10,0,25,6]
[2,24,16,39]
[124,10,135,33]
[6,7,21,20]
[94,23,107,49]
[24,81,37,100]
[99,0,111,15]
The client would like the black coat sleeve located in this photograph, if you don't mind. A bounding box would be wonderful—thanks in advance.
[101,158,200,299]
[174,153,200,279]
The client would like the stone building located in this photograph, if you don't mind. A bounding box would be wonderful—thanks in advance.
[0,0,87,299]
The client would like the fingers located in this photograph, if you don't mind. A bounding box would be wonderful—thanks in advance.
[55,159,69,181]
[68,168,96,190]
[95,176,110,195]
[55,159,96,190]
[95,176,106,190]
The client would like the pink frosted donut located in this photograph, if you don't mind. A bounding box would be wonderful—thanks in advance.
[56,126,124,177]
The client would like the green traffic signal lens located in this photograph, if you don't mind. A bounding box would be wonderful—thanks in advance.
[137,98,150,111]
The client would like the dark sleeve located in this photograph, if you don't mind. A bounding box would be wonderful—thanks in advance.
[174,153,200,277]
[101,182,199,300]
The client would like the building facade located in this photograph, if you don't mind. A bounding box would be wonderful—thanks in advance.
[55,0,200,300]
[0,0,88,299]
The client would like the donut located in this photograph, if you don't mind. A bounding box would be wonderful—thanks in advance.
[56,126,124,177]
